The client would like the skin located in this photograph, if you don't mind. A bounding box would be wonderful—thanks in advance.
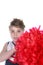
[9,26,24,43]
[0,26,24,62]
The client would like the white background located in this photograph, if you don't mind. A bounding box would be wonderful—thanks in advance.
[0,0,43,65]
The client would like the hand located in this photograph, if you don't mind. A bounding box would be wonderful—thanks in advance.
[12,47,16,52]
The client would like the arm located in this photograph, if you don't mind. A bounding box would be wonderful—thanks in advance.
[0,43,15,62]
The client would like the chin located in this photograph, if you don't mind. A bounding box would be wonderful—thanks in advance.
[13,39,17,43]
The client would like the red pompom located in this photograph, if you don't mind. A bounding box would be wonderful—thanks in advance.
[14,27,43,65]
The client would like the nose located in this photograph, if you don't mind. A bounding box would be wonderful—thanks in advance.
[14,32,17,37]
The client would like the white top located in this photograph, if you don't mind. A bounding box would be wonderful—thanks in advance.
[7,41,14,51]
[7,41,15,62]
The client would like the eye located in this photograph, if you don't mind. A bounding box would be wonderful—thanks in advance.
[11,30,14,33]
[17,30,21,33]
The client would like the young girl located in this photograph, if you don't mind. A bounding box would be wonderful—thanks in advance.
[0,18,25,65]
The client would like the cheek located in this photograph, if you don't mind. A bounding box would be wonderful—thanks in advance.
[10,33,14,37]
[18,32,23,37]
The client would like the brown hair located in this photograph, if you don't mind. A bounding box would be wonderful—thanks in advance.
[9,18,25,29]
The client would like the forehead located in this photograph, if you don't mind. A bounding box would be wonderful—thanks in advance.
[9,26,23,31]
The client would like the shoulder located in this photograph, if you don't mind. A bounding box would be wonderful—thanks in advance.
[4,41,11,48]
[6,41,12,45]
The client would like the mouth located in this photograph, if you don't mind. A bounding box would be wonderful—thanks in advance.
[14,37,18,41]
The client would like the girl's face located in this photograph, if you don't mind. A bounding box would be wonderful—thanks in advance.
[9,26,24,43]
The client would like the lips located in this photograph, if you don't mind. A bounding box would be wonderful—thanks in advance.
[14,37,18,41]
